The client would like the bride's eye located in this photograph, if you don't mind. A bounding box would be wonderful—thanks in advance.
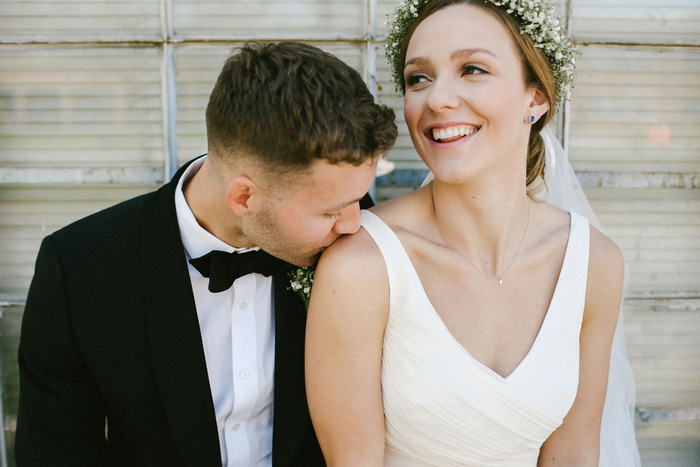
[461,64,487,76]
[405,73,429,87]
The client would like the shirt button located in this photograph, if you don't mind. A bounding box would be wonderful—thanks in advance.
[240,369,250,379]
[239,301,248,310]
[232,423,240,432]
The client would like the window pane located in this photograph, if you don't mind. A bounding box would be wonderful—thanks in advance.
[374,44,420,167]
[375,0,397,37]
[0,186,153,295]
[0,45,166,183]
[636,437,700,466]
[172,0,366,39]
[570,0,700,44]
[1,304,23,467]
[569,46,700,174]
[0,0,162,42]
[625,303,700,409]
[586,188,700,298]
[173,42,365,167]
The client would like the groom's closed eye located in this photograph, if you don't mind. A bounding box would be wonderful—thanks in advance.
[325,197,363,215]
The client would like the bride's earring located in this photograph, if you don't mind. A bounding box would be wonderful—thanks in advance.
[527,114,537,124]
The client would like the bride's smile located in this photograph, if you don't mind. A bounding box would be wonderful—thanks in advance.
[429,124,479,143]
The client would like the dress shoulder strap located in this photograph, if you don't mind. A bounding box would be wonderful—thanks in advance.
[360,210,411,261]
[359,210,421,294]
[569,211,590,247]
[565,211,591,296]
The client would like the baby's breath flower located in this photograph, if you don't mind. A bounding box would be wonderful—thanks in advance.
[288,267,315,310]
[385,0,580,107]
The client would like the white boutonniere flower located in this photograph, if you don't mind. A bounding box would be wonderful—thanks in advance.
[288,267,315,310]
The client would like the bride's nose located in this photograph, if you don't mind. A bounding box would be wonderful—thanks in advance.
[426,77,461,112]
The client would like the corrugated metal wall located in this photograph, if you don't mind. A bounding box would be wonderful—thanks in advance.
[1,0,698,465]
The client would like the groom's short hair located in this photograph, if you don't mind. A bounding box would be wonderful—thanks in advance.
[205,41,397,173]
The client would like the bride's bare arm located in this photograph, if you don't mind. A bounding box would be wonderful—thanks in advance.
[538,227,625,466]
[305,228,390,466]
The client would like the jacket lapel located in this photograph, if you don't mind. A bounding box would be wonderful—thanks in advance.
[141,159,222,466]
[271,272,313,465]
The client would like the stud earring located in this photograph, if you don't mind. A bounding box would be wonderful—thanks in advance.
[527,115,537,124]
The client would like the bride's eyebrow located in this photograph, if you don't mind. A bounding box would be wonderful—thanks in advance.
[451,47,496,60]
[404,56,429,69]
[405,47,496,69]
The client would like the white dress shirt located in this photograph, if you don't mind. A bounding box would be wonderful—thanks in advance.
[175,157,275,466]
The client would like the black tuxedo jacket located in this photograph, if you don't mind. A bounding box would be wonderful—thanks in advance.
[15,157,369,466]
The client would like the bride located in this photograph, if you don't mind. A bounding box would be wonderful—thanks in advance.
[305,0,640,465]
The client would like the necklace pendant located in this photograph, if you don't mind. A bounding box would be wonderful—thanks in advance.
[498,278,503,285]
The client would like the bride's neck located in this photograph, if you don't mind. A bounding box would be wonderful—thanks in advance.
[430,180,530,260]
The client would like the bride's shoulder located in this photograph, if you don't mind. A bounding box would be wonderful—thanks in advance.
[315,188,428,281]
[587,224,625,297]
[311,213,390,328]
[319,226,382,266]
[315,218,387,289]
[534,201,623,270]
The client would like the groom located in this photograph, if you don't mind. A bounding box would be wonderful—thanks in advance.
[15,41,397,466]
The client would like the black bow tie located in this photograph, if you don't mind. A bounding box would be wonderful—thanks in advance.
[189,249,290,293]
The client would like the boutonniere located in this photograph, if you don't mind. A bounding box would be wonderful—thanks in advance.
[288,266,315,310]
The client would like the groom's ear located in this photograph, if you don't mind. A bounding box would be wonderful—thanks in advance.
[226,176,258,217]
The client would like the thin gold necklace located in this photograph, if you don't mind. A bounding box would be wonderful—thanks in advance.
[429,181,530,285]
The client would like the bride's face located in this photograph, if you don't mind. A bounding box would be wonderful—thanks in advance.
[402,4,548,185]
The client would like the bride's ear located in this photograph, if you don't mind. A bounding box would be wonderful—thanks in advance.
[527,89,550,123]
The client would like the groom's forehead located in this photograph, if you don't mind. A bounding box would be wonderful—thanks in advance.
[278,157,375,205]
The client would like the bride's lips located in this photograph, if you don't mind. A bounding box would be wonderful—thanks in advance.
[425,123,480,144]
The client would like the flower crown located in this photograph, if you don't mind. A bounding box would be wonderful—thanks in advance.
[384,0,579,106]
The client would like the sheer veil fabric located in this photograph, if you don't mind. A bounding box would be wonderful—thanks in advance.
[420,126,641,465]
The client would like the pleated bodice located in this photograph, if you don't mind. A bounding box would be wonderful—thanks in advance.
[359,209,590,466]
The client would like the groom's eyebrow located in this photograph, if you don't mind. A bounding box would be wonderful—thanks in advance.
[326,196,364,213]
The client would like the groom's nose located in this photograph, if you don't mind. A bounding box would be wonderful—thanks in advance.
[331,202,361,236]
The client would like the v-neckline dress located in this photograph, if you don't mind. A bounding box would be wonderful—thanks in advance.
[359,209,590,466]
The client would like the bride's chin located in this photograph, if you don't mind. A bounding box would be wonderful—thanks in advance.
[424,166,476,185]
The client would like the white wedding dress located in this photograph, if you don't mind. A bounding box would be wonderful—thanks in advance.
[360,209,590,466]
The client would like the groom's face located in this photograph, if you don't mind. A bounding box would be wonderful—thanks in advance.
[243,158,378,266]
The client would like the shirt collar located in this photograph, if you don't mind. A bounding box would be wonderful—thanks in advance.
[175,156,259,260]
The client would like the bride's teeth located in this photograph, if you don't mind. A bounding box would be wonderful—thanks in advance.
[432,126,477,141]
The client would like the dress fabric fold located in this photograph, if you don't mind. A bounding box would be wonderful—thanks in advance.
[359,209,590,466]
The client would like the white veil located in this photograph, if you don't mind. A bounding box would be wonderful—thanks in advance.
[421,125,641,465]
[538,126,640,466]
